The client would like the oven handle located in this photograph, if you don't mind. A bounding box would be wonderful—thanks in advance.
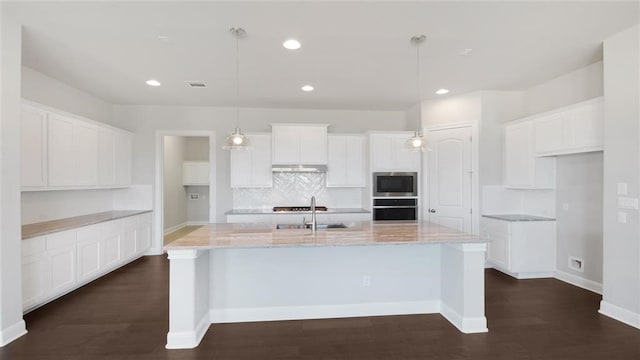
[372,206,418,209]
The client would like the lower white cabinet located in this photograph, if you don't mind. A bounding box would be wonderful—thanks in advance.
[21,212,152,312]
[482,217,555,279]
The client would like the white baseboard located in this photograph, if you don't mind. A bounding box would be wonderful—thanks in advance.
[0,320,27,346]
[210,300,440,324]
[599,301,640,329]
[489,263,553,279]
[440,303,488,334]
[164,222,187,235]
[186,221,209,226]
[554,270,602,294]
[166,311,210,349]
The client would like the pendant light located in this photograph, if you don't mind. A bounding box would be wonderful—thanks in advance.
[223,27,250,150]
[406,34,426,152]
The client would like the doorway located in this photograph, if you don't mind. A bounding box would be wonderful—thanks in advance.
[425,126,472,232]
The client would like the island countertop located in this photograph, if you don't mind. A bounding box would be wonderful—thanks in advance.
[164,221,484,250]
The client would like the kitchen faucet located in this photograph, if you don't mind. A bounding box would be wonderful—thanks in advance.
[310,196,317,232]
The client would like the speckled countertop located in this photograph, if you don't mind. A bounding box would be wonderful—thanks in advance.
[225,208,370,215]
[22,210,152,240]
[482,214,556,222]
[164,221,484,250]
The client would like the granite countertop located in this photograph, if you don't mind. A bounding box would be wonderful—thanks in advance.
[164,221,484,250]
[22,210,152,240]
[225,208,371,215]
[482,214,556,222]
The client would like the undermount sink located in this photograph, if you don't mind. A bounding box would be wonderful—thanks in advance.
[276,223,348,230]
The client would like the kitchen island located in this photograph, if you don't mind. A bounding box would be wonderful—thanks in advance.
[164,221,488,349]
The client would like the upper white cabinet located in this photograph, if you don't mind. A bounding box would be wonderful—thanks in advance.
[370,133,420,172]
[534,98,604,156]
[231,134,273,188]
[271,124,328,165]
[21,105,48,187]
[327,135,365,187]
[183,161,210,186]
[504,121,555,189]
[21,101,133,191]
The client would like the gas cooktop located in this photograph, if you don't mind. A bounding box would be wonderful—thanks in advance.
[273,206,328,212]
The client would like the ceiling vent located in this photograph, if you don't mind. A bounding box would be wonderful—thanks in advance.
[186,81,207,88]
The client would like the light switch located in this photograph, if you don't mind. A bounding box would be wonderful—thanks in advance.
[618,212,627,224]
[618,197,639,210]
[617,183,628,195]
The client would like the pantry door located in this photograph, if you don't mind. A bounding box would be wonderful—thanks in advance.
[426,127,472,232]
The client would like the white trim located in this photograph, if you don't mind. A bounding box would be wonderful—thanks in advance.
[0,320,27,346]
[599,301,640,329]
[210,300,440,324]
[440,302,488,334]
[164,222,187,235]
[489,262,554,279]
[186,221,209,226]
[165,311,211,349]
[554,270,602,294]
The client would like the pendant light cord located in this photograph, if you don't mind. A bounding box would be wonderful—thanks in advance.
[234,28,240,129]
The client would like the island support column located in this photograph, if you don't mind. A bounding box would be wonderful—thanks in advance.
[166,249,211,349]
[440,243,488,333]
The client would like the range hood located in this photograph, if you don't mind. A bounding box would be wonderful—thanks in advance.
[272,164,328,173]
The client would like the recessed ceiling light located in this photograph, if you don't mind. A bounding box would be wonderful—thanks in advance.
[283,39,301,50]
[146,79,161,87]
[459,48,473,56]
[436,89,449,95]
[301,85,314,92]
[157,35,170,42]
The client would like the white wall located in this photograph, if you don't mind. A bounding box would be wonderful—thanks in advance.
[112,105,407,222]
[600,25,640,327]
[0,9,27,345]
[21,66,113,125]
[523,62,603,116]
[185,136,209,162]
[184,137,209,223]
[555,152,603,284]
[21,190,114,224]
[163,136,187,231]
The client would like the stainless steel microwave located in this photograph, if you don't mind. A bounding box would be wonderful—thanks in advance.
[372,172,418,197]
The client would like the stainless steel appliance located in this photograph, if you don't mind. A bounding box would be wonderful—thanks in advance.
[273,206,328,212]
[372,198,418,221]
[373,172,417,197]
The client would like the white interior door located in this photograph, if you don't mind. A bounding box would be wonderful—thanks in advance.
[427,127,472,232]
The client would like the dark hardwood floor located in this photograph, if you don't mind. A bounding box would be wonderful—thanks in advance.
[1,256,638,360]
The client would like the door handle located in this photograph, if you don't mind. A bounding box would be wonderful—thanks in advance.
[429,209,436,213]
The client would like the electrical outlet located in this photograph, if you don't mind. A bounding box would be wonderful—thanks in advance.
[362,275,371,287]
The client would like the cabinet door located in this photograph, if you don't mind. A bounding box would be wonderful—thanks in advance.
[482,218,510,270]
[73,122,100,185]
[504,122,534,188]
[76,225,102,282]
[122,229,136,260]
[183,162,210,185]
[251,135,273,187]
[299,126,328,164]
[565,101,604,150]
[102,234,121,269]
[114,132,132,186]
[393,135,420,171]
[534,114,564,154]
[48,114,75,186]
[21,105,48,187]
[230,149,252,187]
[327,136,347,186]
[22,253,47,309]
[135,223,151,254]
[271,126,300,164]
[370,134,394,171]
[99,130,116,186]
[47,245,77,295]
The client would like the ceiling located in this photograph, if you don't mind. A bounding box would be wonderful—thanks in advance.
[6,1,639,111]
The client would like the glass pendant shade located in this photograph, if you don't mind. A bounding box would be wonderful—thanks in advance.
[223,127,250,150]
[406,130,425,152]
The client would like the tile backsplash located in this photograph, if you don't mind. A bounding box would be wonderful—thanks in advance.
[233,173,363,209]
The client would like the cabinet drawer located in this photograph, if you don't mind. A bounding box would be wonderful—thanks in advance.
[23,236,46,257]
[46,230,77,250]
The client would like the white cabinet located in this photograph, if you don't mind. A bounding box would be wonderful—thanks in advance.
[21,105,48,187]
[534,98,604,156]
[271,124,328,165]
[482,217,555,279]
[22,212,152,312]
[327,135,365,187]
[183,161,210,185]
[370,133,420,172]
[504,121,555,189]
[231,134,273,188]
[21,101,132,190]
